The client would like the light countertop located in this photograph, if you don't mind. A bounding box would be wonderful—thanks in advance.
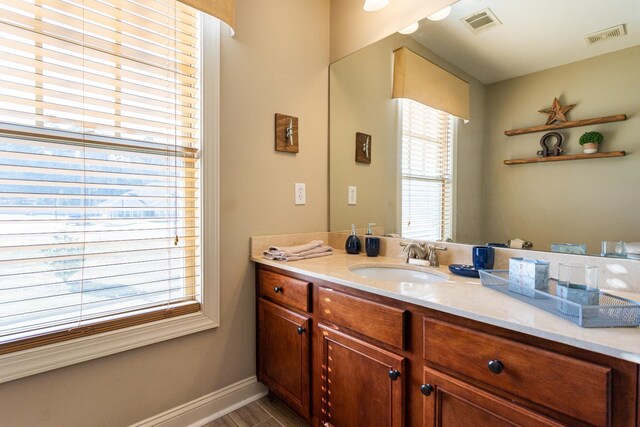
[252,250,640,364]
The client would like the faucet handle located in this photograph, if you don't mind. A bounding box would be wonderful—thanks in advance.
[427,245,447,267]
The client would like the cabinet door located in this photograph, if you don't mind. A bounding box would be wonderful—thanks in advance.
[258,298,310,418]
[318,324,405,427]
[422,367,563,427]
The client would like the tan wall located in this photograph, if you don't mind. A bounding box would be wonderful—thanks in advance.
[329,33,486,242]
[482,45,640,254]
[330,0,459,63]
[0,0,330,425]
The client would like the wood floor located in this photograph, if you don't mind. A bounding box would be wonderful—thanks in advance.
[203,394,310,427]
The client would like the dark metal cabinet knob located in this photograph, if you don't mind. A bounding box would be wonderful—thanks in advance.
[420,384,434,396]
[273,286,282,293]
[488,359,504,374]
[388,369,401,381]
[296,326,306,335]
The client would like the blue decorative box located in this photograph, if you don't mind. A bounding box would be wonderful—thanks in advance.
[508,257,549,298]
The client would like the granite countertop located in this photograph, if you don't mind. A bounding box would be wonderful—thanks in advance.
[252,250,640,364]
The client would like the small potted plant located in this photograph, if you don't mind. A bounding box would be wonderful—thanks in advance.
[579,131,603,154]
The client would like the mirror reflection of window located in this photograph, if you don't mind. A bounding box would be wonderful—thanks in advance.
[400,99,455,240]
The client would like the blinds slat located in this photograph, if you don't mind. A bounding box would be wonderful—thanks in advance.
[0,108,198,146]
[0,7,198,74]
[0,67,199,124]
[0,89,199,136]
[0,41,199,96]
[0,254,198,279]
[7,0,199,57]
[1,244,201,264]
[1,270,201,303]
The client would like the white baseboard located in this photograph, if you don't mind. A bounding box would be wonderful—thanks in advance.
[131,376,268,427]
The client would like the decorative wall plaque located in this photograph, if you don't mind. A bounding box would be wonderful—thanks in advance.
[355,132,371,164]
[275,113,298,153]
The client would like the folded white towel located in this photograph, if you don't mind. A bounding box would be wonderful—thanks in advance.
[265,240,323,256]
[263,240,333,261]
[265,248,334,262]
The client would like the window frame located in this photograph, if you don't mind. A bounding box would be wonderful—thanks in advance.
[0,12,221,385]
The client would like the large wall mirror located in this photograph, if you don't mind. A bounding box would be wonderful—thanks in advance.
[329,0,640,257]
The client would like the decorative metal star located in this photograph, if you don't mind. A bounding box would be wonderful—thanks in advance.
[538,97,575,125]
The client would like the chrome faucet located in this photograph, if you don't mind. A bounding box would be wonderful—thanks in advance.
[401,241,428,263]
[400,241,447,267]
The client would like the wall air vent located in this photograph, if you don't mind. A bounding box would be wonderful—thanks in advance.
[461,8,502,35]
[585,24,626,46]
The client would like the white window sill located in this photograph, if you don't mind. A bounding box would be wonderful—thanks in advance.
[0,311,218,384]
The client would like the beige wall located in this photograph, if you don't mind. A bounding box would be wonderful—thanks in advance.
[329,33,486,242]
[483,45,640,253]
[0,0,330,425]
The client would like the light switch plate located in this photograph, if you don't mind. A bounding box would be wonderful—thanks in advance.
[348,186,357,205]
[295,183,306,205]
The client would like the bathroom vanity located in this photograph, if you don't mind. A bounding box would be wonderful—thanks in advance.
[253,253,640,427]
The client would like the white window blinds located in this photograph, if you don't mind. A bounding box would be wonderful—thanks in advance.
[0,0,202,353]
[401,99,454,241]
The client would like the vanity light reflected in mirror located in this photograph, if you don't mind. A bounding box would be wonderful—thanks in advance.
[363,0,389,12]
[398,22,419,35]
[427,6,451,21]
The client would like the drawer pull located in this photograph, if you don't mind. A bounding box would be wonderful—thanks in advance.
[388,369,401,381]
[273,286,283,293]
[488,359,504,374]
[420,384,434,396]
[296,326,306,335]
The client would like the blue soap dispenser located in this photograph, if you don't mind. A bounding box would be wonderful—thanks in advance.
[345,224,361,254]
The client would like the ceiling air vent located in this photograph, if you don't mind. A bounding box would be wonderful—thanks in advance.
[585,24,626,46]
[461,8,502,35]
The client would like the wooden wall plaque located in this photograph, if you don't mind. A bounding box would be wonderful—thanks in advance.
[275,113,299,153]
[355,132,371,164]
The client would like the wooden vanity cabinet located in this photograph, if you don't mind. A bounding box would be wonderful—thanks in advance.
[256,267,312,419]
[318,325,405,427]
[316,287,407,426]
[255,264,639,427]
[421,317,626,426]
[421,367,564,426]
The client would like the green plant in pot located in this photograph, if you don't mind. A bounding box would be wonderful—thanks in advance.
[579,131,603,154]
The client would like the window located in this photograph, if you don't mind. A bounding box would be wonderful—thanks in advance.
[401,99,455,241]
[0,0,219,377]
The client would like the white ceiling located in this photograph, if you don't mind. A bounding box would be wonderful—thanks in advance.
[411,0,640,84]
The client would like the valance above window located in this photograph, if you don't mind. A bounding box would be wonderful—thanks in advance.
[179,0,235,32]
[392,47,470,121]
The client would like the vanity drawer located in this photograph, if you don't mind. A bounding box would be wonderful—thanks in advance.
[423,317,611,426]
[318,287,406,350]
[258,269,311,312]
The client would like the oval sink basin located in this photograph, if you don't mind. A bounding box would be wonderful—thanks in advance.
[349,264,448,284]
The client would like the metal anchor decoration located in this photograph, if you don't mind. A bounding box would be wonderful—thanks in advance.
[536,132,564,157]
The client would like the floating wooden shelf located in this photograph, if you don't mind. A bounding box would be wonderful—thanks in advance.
[504,151,626,165]
[504,114,627,136]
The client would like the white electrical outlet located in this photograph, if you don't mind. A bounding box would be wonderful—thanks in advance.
[348,186,357,205]
[295,183,306,205]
